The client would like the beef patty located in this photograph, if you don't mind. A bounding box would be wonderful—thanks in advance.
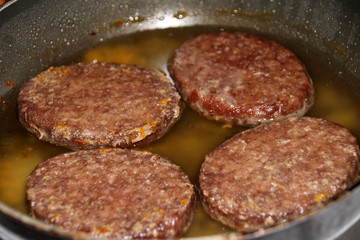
[18,61,182,149]
[199,117,360,232]
[171,31,314,126]
[26,148,196,239]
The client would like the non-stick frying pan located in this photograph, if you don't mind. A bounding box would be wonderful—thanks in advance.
[0,0,360,239]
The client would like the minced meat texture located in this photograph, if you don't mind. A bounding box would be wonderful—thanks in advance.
[171,31,314,126]
[199,117,360,232]
[26,148,196,239]
[18,61,182,149]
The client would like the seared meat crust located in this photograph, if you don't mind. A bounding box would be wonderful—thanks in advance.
[26,148,196,239]
[199,117,360,231]
[171,32,314,126]
[18,62,182,149]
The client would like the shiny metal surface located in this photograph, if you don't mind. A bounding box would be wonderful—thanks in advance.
[0,0,359,239]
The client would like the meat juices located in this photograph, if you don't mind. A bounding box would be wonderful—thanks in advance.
[171,31,314,126]
[18,62,182,149]
[26,148,196,239]
[199,117,360,232]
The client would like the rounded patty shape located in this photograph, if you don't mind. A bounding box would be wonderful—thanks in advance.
[18,61,182,149]
[171,31,314,126]
[26,148,196,239]
[199,117,360,232]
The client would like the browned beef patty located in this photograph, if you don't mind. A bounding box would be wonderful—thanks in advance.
[26,148,196,239]
[18,62,182,149]
[171,31,314,126]
[199,117,360,232]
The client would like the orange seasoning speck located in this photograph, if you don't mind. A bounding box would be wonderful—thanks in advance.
[157,98,172,105]
[137,127,146,139]
[5,80,16,89]
[61,68,70,73]
[99,148,113,152]
[232,47,238,54]
[73,139,89,146]
[49,66,69,74]
[0,96,7,110]
[151,120,157,131]
[95,226,109,234]
[315,193,328,203]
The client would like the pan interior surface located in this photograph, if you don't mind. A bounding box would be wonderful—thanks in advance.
[0,0,360,239]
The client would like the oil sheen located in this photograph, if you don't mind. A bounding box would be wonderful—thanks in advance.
[0,26,360,238]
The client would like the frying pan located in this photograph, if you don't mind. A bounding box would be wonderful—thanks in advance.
[0,0,360,239]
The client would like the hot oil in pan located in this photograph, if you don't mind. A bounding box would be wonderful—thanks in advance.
[1,26,360,237]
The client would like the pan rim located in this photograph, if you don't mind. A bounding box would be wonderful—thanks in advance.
[0,0,360,239]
